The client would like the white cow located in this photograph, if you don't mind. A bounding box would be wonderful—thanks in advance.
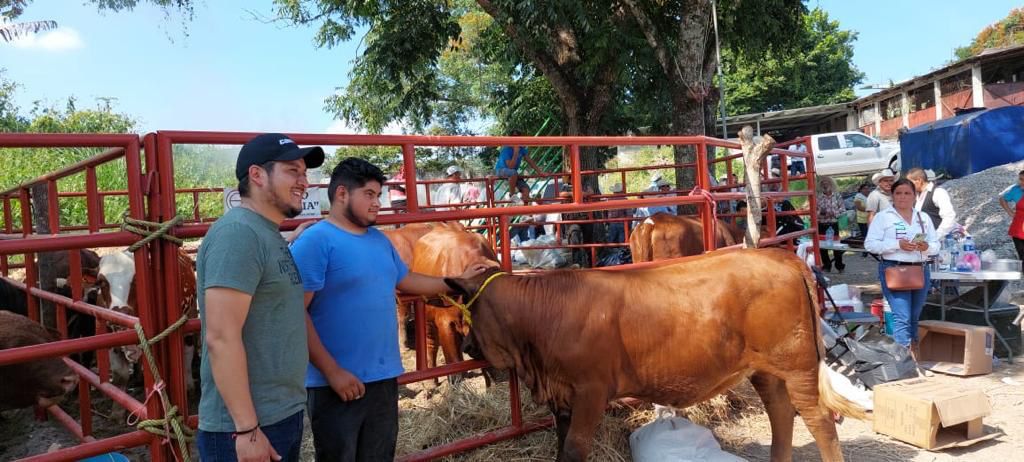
[96,251,198,400]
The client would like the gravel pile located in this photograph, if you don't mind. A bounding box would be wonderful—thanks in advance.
[940,161,1024,260]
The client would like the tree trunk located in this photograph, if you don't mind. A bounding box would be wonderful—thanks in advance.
[30,184,57,329]
[561,103,606,196]
[738,126,776,248]
[669,2,714,190]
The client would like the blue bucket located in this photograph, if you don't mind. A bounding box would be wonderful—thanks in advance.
[79,453,130,462]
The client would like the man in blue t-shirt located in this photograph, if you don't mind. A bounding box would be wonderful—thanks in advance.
[290,157,491,461]
[495,130,542,204]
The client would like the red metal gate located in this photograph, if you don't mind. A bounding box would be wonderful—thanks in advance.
[0,131,818,461]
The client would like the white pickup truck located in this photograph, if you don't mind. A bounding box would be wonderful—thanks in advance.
[773,131,900,177]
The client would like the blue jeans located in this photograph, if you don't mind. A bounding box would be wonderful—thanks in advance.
[511,223,536,242]
[495,167,528,191]
[878,261,931,346]
[607,222,625,243]
[197,410,304,462]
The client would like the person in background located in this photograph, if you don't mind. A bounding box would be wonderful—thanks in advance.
[867,168,897,224]
[906,167,957,240]
[388,164,408,212]
[853,183,871,237]
[866,178,939,357]
[646,179,677,215]
[648,172,665,192]
[495,130,542,204]
[734,200,748,230]
[605,183,630,243]
[776,200,806,237]
[853,183,872,257]
[999,170,1024,261]
[816,175,846,273]
[434,165,463,211]
[461,182,481,206]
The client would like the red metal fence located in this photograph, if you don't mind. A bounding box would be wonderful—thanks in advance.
[0,131,818,461]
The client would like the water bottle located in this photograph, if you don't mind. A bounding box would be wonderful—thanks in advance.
[963,236,975,253]
[939,247,952,271]
[824,227,834,244]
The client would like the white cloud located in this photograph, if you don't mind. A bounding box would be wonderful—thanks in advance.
[10,27,84,51]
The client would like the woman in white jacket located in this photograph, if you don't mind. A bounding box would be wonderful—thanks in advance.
[865,178,940,354]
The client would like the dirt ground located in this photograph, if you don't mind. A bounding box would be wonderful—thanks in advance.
[4,252,1024,461]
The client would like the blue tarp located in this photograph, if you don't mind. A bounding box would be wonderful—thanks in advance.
[898,106,1024,178]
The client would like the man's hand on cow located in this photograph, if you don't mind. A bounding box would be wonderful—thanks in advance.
[327,367,365,401]
[459,262,497,280]
[235,428,281,462]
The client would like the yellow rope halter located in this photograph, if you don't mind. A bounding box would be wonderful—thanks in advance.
[438,271,506,326]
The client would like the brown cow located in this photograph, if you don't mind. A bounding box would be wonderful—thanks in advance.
[629,212,745,262]
[409,226,498,383]
[384,222,443,266]
[384,221,468,350]
[446,248,865,462]
[0,311,79,410]
[48,249,102,284]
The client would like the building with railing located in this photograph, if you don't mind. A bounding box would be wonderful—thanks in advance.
[723,44,1024,140]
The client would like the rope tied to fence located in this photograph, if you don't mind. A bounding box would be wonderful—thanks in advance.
[129,308,197,461]
[122,214,184,251]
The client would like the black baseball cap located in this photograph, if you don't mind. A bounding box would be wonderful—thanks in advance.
[235,133,326,180]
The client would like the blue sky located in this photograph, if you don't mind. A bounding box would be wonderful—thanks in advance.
[0,0,1020,133]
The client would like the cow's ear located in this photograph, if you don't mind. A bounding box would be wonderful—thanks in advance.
[444,277,477,299]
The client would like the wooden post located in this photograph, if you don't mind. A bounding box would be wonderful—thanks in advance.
[738,125,775,248]
[30,183,59,329]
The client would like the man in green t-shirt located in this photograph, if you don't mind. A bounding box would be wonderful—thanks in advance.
[196,133,324,462]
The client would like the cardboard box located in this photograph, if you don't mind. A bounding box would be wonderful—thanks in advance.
[917,320,995,376]
[873,378,999,450]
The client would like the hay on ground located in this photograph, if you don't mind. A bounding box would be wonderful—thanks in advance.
[396,377,763,461]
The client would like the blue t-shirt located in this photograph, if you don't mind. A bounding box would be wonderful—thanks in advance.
[289,221,409,386]
[647,205,676,215]
[495,146,527,171]
[1003,184,1023,203]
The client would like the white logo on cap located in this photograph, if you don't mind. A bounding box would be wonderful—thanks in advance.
[279,138,295,145]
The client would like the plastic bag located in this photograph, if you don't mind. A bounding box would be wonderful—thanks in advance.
[597,247,631,267]
[510,236,527,265]
[825,322,917,389]
[630,417,746,462]
[519,235,570,269]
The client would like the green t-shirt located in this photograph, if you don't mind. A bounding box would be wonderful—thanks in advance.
[197,207,307,432]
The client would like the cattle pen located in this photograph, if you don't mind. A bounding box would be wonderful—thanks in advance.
[0,131,819,461]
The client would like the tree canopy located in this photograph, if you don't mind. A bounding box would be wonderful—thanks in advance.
[954,6,1024,61]
[722,7,863,115]
[0,70,138,226]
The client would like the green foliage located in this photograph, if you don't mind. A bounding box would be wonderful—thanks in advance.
[275,0,462,134]
[321,141,488,179]
[722,7,863,115]
[954,6,1024,61]
[0,73,137,230]
[0,70,28,132]
[171,144,237,221]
